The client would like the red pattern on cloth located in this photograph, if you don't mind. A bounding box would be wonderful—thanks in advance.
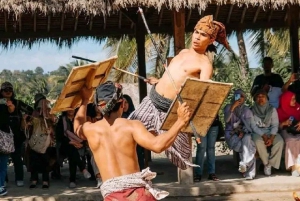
[104,187,157,201]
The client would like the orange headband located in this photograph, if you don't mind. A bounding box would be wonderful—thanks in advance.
[194,15,230,50]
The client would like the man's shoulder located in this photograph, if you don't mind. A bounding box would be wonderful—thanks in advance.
[179,49,190,54]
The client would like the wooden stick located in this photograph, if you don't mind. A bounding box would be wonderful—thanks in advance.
[113,67,146,80]
[71,55,146,80]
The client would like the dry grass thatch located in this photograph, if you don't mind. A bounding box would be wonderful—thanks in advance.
[0,0,298,16]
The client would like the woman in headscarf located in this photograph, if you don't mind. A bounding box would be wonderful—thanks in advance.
[223,89,257,179]
[251,89,284,176]
[277,91,300,176]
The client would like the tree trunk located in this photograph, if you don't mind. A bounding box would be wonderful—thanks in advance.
[236,30,249,79]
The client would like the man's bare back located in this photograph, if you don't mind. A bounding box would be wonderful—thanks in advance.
[74,82,191,182]
[78,118,144,181]
[155,48,212,100]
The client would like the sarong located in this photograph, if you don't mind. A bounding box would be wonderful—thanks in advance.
[100,168,169,200]
[129,86,198,170]
[104,187,156,201]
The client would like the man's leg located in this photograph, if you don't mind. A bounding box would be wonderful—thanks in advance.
[269,134,284,169]
[194,134,207,179]
[206,126,219,180]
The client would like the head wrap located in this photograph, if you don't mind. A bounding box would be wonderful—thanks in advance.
[252,90,273,124]
[277,91,300,122]
[94,81,123,116]
[194,15,230,50]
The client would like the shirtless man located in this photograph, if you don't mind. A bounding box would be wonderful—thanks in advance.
[74,81,191,201]
[129,15,230,169]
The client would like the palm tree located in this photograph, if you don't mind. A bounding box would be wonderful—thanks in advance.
[104,34,170,82]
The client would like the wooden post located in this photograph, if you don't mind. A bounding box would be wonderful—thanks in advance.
[136,13,149,167]
[289,5,299,73]
[173,8,186,55]
[173,8,193,185]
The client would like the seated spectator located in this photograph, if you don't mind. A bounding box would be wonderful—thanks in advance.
[282,73,300,104]
[55,109,91,188]
[251,90,284,176]
[223,89,256,180]
[251,57,284,108]
[277,91,300,176]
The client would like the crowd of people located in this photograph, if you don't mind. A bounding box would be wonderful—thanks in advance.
[196,57,300,182]
[0,81,141,195]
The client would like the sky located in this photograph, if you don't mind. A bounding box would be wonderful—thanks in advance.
[0,33,260,73]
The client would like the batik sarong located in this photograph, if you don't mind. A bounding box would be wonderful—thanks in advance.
[100,168,169,201]
[129,86,198,170]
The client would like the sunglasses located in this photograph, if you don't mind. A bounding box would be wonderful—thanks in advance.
[3,88,13,92]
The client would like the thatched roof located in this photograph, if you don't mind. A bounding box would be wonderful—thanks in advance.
[0,0,297,16]
[0,0,297,48]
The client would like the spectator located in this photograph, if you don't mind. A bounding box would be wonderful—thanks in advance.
[0,82,18,195]
[194,114,220,182]
[27,94,56,189]
[223,89,257,179]
[251,90,284,176]
[277,91,300,176]
[122,94,145,170]
[0,82,33,187]
[282,73,300,104]
[251,57,284,108]
[55,109,91,188]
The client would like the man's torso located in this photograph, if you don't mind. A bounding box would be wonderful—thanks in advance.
[155,49,212,100]
[86,118,140,181]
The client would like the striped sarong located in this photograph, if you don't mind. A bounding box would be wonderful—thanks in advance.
[129,86,198,169]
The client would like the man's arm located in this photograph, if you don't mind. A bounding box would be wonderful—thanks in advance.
[282,73,297,92]
[74,86,94,140]
[199,60,213,80]
[131,102,190,153]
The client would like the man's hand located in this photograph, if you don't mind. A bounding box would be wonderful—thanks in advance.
[177,102,191,125]
[144,77,159,85]
[238,132,244,139]
[80,86,93,102]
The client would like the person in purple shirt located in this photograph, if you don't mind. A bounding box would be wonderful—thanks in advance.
[224,89,258,180]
